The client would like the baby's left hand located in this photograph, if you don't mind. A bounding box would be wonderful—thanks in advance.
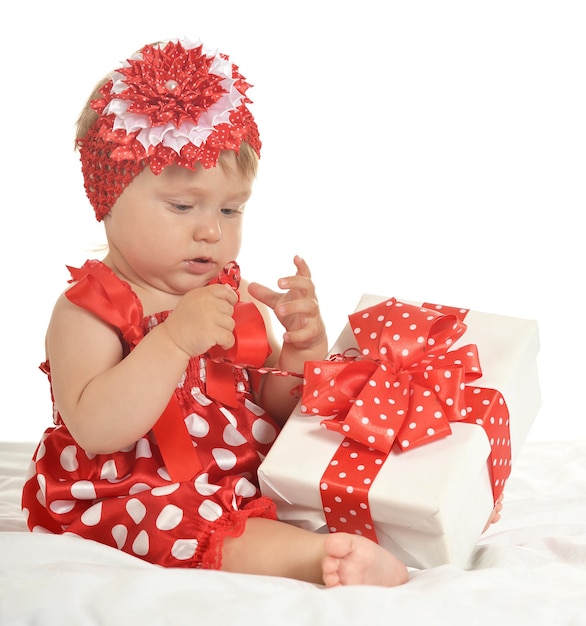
[248,255,326,351]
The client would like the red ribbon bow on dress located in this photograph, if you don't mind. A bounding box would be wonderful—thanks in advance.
[301,298,511,542]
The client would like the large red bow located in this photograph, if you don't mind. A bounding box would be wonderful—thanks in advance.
[301,298,511,542]
[302,298,482,454]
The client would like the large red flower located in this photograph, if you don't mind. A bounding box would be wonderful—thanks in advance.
[88,38,260,169]
[113,42,229,128]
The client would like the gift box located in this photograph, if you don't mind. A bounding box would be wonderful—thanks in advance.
[258,295,541,569]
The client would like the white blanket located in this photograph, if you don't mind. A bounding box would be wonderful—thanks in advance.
[1,440,585,625]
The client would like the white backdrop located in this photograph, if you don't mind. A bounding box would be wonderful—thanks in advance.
[1,1,584,443]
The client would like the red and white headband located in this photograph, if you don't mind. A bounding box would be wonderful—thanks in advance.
[78,38,261,221]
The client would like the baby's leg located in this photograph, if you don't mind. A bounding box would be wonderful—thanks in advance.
[221,517,408,587]
[322,532,409,588]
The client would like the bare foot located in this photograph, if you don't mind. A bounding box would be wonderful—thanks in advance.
[321,532,409,588]
[482,493,504,532]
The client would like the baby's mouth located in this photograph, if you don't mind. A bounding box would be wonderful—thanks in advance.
[184,257,215,274]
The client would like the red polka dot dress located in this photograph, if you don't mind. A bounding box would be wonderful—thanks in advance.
[21,260,279,569]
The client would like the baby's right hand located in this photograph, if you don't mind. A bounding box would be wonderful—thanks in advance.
[161,284,238,358]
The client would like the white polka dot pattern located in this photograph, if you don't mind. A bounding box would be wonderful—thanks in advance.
[301,298,512,541]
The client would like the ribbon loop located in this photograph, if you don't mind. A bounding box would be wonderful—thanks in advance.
[205,263,272,407]
[348,298,467,373]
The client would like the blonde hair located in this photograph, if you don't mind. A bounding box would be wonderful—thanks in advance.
[75,76,259,181]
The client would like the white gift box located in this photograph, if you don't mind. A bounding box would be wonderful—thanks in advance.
[258,295,541,569]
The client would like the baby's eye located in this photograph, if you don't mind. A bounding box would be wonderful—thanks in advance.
[173,204,193,212]
[221,207,244,217]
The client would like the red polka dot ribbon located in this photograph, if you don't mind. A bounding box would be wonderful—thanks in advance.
[301,298,511,543]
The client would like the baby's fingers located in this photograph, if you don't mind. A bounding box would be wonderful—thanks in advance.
[278,256,313,290]
[247,282,281,310]
[283,319,324,349]
[293,254,312,278]
[276,295,319,320]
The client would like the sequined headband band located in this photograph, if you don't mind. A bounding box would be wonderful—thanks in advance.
[78,38,261,221]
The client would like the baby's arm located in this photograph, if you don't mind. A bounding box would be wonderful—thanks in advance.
[46,283,238,454]
[246,256,329,424]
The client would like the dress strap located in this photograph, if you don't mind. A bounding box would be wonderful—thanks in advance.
[65,261,144,349]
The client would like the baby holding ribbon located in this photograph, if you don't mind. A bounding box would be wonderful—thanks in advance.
[21,38,409,587]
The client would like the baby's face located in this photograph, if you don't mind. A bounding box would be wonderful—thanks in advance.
[102,155,252,298]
